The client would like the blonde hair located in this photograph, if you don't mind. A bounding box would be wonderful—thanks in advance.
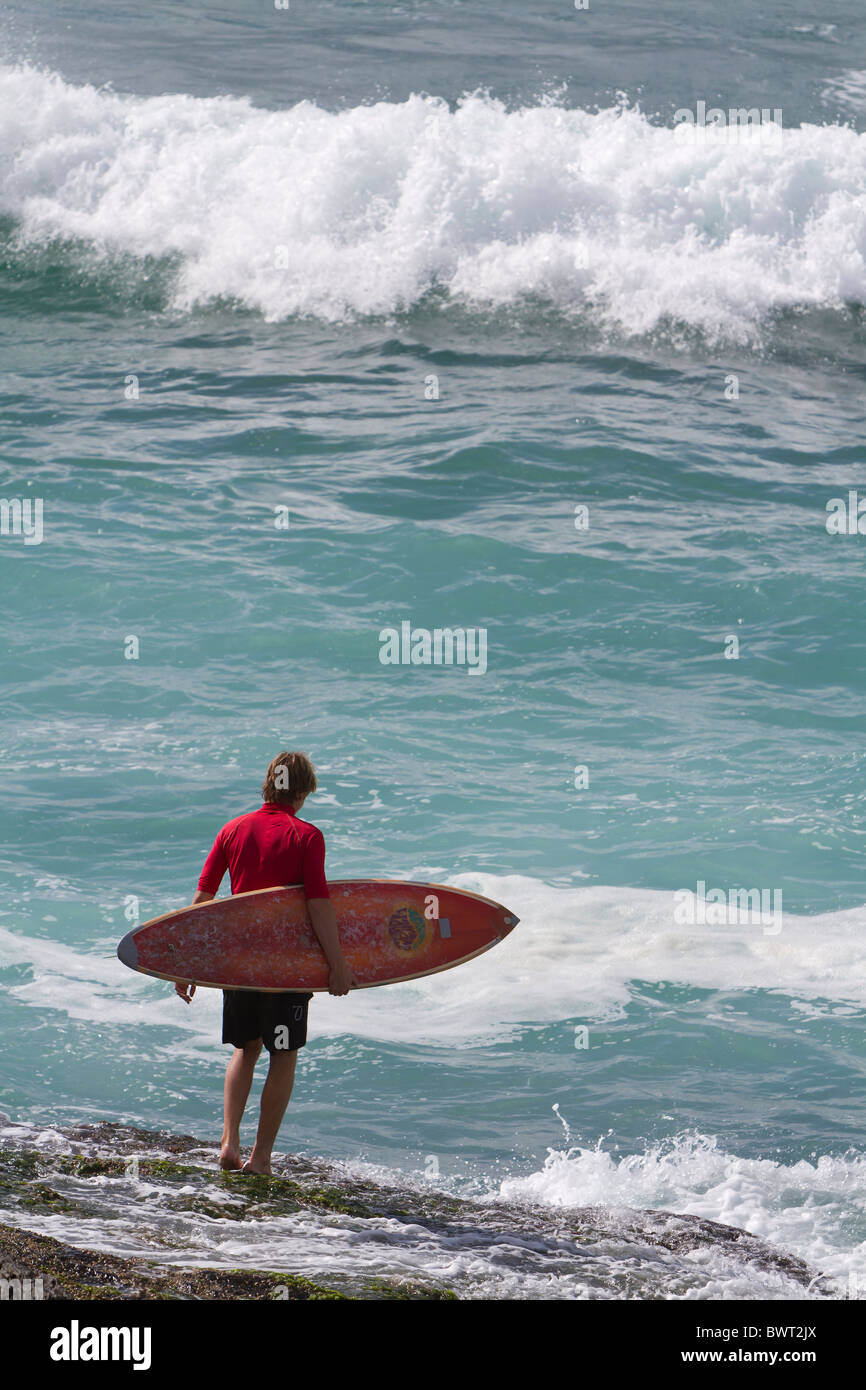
[262,751,318,806]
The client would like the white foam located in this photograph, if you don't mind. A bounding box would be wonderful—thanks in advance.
[0,924,222,1032]
[498,1127,866,1295]
[3,875,866,1044]
[2,65,866,338]
[794,24,839,42]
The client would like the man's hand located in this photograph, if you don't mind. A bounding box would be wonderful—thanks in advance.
[308,897,358,996]
[175,981,196,1004]
[328,960,359,997]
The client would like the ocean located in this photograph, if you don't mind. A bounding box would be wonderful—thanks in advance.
[1,0,865,1302]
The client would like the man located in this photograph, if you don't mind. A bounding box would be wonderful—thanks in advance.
[176,751,357,1174]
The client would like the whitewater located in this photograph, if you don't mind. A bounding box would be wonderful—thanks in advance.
[2,64,866,336]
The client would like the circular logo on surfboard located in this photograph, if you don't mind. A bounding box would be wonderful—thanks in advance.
[388,906,426,952]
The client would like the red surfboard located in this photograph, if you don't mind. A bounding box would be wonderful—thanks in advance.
[117,881,519,991]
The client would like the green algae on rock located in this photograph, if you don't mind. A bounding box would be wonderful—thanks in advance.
[0,1223,455,1301]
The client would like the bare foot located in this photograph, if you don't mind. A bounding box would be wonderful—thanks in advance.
[219,1143,243,1171]
[241,1159,272,1176]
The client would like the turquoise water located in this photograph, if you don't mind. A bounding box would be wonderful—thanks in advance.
[1,0,866,1298]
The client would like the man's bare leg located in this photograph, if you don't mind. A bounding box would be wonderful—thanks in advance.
[220,1040,262,1170]
[243,1049,298,1175]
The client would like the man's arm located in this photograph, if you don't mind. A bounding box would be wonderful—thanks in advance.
[307,898,358,997]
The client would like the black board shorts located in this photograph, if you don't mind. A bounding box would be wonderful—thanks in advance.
[222,989,313,1053]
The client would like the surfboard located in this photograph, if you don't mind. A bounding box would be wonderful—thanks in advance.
[116,880,519,991]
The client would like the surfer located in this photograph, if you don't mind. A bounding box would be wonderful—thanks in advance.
[175,751,358,1175]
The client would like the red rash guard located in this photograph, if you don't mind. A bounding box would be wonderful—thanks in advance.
[197,802,330,899]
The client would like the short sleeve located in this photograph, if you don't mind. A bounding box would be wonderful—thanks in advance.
[198,832,228,894]
[303,827,329,899]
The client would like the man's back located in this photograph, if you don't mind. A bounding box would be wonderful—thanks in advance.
[198,802,329,898]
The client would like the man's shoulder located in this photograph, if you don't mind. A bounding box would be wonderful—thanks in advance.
[295,816,325,844]
[218,805,325,846]
[218,808,262,837]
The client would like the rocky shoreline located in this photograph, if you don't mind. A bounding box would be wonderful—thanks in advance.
[0,1220,452,1300]
[0,1121,834,1301]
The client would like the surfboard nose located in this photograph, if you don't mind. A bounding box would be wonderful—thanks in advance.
[503,914,519,932]
[117,932,139,970]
